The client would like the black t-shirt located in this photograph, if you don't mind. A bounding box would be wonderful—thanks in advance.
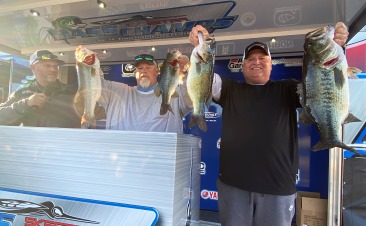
[215,78,300,195]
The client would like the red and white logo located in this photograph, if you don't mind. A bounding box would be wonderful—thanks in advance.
[201,189,218,200]
[228,58,243,73]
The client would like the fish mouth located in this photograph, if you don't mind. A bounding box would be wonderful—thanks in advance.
[75,45,96,65]
[82,54,96,65]
[169,59,179,66]
[306,25,334,40]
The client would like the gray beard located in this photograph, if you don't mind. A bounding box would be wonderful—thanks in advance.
[138,77,151,88]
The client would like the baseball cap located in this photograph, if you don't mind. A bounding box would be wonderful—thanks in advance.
[243,42,271,59]
[134,54,158,67]
[29,50,65,66]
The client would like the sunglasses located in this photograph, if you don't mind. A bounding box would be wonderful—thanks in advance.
[135,54,155,62]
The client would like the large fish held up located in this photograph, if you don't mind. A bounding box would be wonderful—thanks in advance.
[187,32,216,132]
[154,50,182,115]
[74,45,102,129]
[298,25,361,154]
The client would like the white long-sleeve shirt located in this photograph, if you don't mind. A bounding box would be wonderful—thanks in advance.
[100,79,192,134]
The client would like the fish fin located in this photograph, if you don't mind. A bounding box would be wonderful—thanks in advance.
[73,91,84,117]
[179,73,185,84]
[91,67,98,76]
[296,84,305,106]
[312,140,360,155]
[154,85,161,97]
[312,140,331,151]
[347,67,361,79]
[81,115,96,129]
[205,96,212,109]
[171,91,179,98]
[334,67,345,89]
[94,105,106,120]
[299,111,314,124]
[343,112,361,124]
[160,104,173,115]
[96,95,104,104]
[198,32,204,45]
[99,68,104,78]
[189,116,207,132]
[182,93,193,108]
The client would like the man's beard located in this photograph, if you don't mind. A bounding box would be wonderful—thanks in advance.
[138,77,151,88]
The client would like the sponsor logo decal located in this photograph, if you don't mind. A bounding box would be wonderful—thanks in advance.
[205,112,220,123]
[200,162,206,175]
[240,12,256,27]
[228,58,243,73]
[0,199,99,225]
[140,0,169,10]
[217,43,235,56]
[268,39,294,49]
[201,190,218,200]
[205,112,219,119]
[271,58,303,66]
[122,64,136,77]
[274,6,302,26]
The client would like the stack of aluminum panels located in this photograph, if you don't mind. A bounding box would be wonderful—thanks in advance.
[0,126,201,226]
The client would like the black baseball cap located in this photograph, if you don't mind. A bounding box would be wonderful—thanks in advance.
[29,50,65,66]
[243,42,271,59]
[134,54,158,67]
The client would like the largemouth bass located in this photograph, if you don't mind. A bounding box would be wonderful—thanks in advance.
[154,50,182,115]
[74,45,102,129]
[187,32,215,132]
[298,25,360,153]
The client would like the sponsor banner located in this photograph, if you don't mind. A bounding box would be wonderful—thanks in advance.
[48,1,238,45]
[0,188,158,226]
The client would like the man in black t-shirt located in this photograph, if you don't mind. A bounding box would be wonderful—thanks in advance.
[188,22,349,226]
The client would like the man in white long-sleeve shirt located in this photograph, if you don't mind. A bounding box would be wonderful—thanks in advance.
[99,54,192,133]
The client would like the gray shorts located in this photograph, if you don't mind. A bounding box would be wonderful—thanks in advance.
[216,179,296,226]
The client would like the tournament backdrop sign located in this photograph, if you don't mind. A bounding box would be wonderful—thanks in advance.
[48,1,238,45]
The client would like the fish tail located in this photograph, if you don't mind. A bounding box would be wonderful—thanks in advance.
[81,115,96,129]
[312,140,329,151]
[160,104,173,115]
[344,113,361,124]
[189,116,207,132]
[312,140,360,154]
[299,111,314,124]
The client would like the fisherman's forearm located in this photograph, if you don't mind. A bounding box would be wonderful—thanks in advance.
[0,99,29,125]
